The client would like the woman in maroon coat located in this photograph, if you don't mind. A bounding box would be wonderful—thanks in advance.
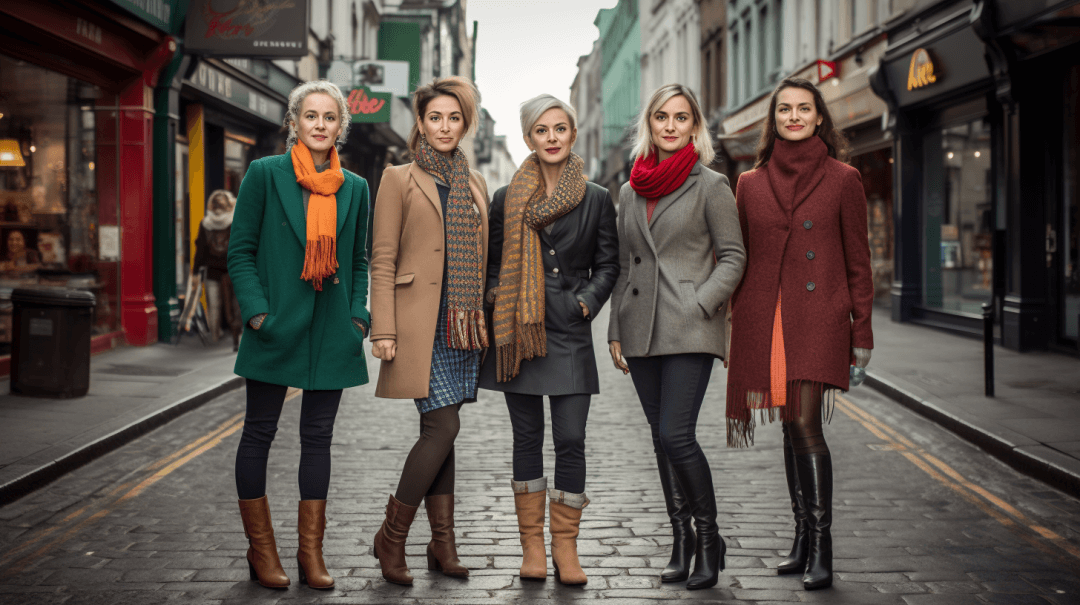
[726,78,873,591]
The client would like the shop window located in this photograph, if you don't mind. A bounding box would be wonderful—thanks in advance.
[922,118,993,314]
[0,56,118,349]
[1062,65,1080,343]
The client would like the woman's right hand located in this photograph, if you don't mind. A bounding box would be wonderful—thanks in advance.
[371,339,397,361]
[609,341,629,375]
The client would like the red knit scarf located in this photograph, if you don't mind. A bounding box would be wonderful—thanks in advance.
[629,144,699,201]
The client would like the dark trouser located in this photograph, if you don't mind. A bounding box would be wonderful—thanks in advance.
[235,378,342,500]
[504,393,591,494]
[626,354,714,464]
[394,404,461,507]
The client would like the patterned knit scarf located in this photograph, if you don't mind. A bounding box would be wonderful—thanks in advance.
[291,141,343,291]
[493,152,587,381]
[414,137,488,350]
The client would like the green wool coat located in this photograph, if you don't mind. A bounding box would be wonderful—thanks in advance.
[228,153,371,390]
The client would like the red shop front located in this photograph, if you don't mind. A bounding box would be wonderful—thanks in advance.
[0,1,174,350]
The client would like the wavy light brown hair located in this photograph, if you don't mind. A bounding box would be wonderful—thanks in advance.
[752,78,849,169]
[407,76,481,153]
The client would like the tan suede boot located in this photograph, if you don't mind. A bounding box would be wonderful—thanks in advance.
[238,496,290,589]
[425,494,468,577]
[549,489,589,585]
[373,495,419,585]
[297,500,334,589]
[512,477,548,580]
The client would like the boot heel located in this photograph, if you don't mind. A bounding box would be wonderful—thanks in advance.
[297,558,308,585]
[426,544,441,571]
[248,558,258,582]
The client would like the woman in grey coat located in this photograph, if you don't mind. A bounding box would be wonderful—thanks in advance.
[607,84,746,590]
[480,94,619,585]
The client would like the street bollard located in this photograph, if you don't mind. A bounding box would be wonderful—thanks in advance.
[983,302,994,398]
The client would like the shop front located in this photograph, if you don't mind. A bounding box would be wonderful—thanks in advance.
[0,0,175,353]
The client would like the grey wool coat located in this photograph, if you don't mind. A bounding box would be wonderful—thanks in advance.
[479,182,620,395]
[607,163,746,359]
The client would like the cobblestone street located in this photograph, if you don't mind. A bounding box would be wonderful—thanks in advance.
[1,313,1079,604]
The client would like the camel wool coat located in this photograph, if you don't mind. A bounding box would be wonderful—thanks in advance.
[228,153,371,391]
[727,138,874,397]
[370,162,489,399]
[607,163,746,359]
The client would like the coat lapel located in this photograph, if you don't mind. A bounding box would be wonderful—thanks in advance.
[335,174,353,236]
[271,158,307,246]
[791,166,827,212]
[648,164,700,226]
[410,163,442,219]
[631,189,658,254]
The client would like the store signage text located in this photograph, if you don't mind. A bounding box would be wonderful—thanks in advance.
[907,48,938,91]
[185,0,308,58]
[187,62,285,124]
[76,18,103,45]
[348,87,391,123]
[193,62,234,98]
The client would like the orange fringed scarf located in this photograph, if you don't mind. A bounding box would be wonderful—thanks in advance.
[291,140,344,291]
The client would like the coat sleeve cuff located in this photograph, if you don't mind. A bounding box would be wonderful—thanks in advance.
[241,300,270,326]
[576,293,600,322]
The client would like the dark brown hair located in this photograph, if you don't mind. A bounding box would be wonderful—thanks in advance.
[752,78,849,169]
[407,76,481,153]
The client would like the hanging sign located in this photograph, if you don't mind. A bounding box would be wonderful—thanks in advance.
[347,86,391,123]
[817,60,838,82]
[185,0,308,58]
[906,48,938,91]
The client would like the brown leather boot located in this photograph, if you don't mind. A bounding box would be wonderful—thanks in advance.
[424,494,468,577]
[373,494,419,585]
[238,496,290,589]
[512,478,548,580]
[549,489,589,585]
[297,500,334,589]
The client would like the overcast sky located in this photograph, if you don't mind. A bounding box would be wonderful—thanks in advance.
[468,0,619,166]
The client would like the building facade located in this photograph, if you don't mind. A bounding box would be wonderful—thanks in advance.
[641,0,702,102]
[698,0,731,176]
[596,0,641,204]
[570,40,604,182]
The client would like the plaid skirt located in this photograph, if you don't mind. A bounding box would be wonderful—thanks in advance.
[414,296,480,414]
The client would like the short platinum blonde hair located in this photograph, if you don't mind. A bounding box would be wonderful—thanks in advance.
[285,80,351,150]
[519,94,578,137]
[631,84,715,166]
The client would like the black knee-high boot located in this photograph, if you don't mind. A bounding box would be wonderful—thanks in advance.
[655,453,695,582]
[777,428,809,575]
[669,454,726,590]
[795,453,832,590]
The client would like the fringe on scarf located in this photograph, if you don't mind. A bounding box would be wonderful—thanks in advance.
[725,379,836,448]
[300,235,339,291]
[445,308,489,351]
[495,322,547,382]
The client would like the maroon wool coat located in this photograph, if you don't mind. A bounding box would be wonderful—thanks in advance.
[727,138,874,397]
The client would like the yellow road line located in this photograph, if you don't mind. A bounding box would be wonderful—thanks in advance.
[2,388,304,573]
[835,395,1080,563]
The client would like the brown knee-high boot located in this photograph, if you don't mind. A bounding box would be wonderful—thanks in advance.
[549,488,589,585]
[238,496,290,589]
[425,494,468,577]
[297,500,334,589]
[373,495,419,585]
[512,478,548,580]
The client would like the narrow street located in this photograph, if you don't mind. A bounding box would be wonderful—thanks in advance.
[1,314,1078,604]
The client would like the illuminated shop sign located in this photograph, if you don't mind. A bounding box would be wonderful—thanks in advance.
[906,48,938,91]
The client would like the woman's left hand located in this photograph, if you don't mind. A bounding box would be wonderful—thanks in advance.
[852,347,871,369]
[579,301,590,318]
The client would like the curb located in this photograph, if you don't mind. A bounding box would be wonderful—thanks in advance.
[0,376,244,505]
[865,371,1080,501]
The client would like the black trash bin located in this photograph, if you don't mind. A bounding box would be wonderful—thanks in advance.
[11,287,95,398]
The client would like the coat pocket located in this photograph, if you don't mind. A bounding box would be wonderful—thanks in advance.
[679,280,705,320]
[395,273,415,286]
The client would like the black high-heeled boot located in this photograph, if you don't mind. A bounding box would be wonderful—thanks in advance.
[777,428,809,575]
[655,453,695,582]
[796,452,833,590]
[669,453,725,590]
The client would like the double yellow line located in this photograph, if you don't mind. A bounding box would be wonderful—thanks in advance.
[835,395,1080,566]
[1,388,301,576]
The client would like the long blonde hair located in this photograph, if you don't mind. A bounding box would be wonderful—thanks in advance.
[630,84,715,165]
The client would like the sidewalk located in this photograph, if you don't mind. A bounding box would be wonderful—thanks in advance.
[865,305,1080,498]
[0,337,242,503]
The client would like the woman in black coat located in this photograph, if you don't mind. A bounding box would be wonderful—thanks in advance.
[479,94,618,585]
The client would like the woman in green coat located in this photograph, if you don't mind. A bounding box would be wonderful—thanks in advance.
[227,80,370,591]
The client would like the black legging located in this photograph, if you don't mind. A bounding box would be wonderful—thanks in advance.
[626,354,714,465]
[784,382,830,456]
[235,378,342,500]
[394,404,461,506]
[504,393,591,494]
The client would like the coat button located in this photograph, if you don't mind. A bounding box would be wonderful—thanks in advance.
[282,221,287,226]
[803,220,813,229]
[806,250,815,260]
[549,249,555,255]
[806,282,816,291]
[632,288,639,295]
[634,257,641,264]
[553,268,559,274]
